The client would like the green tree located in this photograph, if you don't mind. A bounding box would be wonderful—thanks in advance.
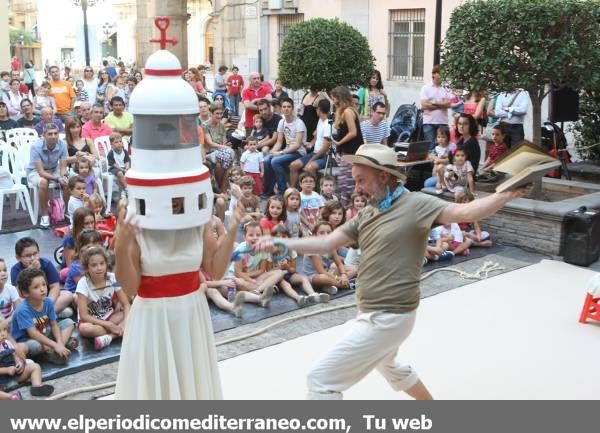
[441,0,600,145]
[9,29,36,46]
[278,18,375,91]
[572,91,600,163]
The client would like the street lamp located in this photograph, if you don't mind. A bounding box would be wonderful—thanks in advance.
[72,0,102,67]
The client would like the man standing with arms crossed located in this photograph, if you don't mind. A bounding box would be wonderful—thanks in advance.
[256,144,528,399]
[420,65,453,151]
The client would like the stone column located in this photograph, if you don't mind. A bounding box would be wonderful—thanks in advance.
[136,0,189,70]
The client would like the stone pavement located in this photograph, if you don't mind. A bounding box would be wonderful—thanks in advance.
[13,245,582,400]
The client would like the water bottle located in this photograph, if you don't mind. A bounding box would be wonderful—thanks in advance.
[227,286,236,303]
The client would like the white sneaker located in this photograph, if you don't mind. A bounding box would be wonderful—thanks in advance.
[231,291,245,318]
[435,188,444,195]
[94,335,113,350]
[57,307,74,319]
[259,285,274,307]
[297,295,307,307]
[39,215,50,229]
[320,286,338,295]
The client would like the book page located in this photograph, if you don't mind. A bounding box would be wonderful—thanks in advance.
[495,161,561,193]
[494,152,557,175]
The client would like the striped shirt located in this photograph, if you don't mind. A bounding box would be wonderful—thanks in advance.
[360,120,390,144]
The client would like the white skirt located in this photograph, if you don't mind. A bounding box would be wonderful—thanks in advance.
[114,289,222,400]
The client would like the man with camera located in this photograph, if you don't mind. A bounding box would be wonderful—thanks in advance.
[360,101,391,146]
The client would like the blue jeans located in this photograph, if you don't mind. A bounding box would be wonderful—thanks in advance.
[271,151,302,194]
[423,175,439,188]
[228,93,241,116]
[263,154,275,195]
[423,123,447,151]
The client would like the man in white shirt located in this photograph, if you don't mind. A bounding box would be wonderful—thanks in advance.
[494,90,529,148]
[420,65,453,150]
[264,97,307,196]
[360,102,391,145]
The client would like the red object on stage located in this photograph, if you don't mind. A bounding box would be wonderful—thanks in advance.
[579,293,600,324]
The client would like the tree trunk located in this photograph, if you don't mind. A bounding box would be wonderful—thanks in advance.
[530,87,543,146]
[528,88,545,198]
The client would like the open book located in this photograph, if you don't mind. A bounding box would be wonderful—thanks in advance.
[493,141,560,193]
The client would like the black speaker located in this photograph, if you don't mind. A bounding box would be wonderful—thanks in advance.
[549,87,579,122]
[562,207,600,266]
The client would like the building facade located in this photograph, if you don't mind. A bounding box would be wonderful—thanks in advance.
[7,0,42,69]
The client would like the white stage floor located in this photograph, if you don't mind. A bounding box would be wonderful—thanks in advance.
[219,260,600,400]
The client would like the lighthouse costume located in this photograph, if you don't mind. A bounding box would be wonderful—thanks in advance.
[115,18,219,399]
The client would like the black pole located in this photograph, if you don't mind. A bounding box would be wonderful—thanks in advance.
[83,3,91,66]
[433,0,442,65]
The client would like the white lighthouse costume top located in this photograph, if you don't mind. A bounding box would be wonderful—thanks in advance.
[114,18,220,400]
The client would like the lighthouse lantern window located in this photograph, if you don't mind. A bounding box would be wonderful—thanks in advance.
[198,193,206,211]
[133,115,199,150]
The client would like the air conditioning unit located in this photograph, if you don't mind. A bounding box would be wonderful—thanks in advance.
[261,0,298,15]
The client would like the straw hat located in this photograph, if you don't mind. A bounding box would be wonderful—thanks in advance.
[342,144,406,181]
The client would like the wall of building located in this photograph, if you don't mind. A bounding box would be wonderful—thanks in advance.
[0,3,9,70]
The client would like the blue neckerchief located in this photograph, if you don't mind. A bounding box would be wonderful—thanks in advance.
[377,185,405,212]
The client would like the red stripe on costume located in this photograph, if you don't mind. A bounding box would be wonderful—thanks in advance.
[144,68,182,76]
[126,171,210,187]
[138,271,200,298]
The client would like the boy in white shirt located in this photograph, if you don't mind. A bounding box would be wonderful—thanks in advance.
[240,136,264,195]
[106,132,131,198]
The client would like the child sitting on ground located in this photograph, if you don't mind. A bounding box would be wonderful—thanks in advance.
[457,192,493,248]
[86,193,108,221]
[0,258,20,326]
[320,200,345,230]
[430,222,471,256]
[67,175,87,222]
[11,268,77,364]
[201,272,248,319]
[59,207,95,281]
[229,221,283,306]
[271,225,329,306]
[11,237,74,318]
[240,136,264,195]
[260,196,286,235]
[299,172,325,235]
[0,318,55,397]
[319,175,338,202]
[283,188,302,239]
[76,246,130,351]
[238,176,262,222]
[302,222,356,295]
[345,191,368,221]
[106,132,130,198]
[64,229,104,294]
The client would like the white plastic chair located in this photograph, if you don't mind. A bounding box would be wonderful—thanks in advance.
[93,135,117,211]
[0,142,36,229]
[4,128,39,180]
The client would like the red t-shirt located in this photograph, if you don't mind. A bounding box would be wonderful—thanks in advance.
[242,86,271,128]
[226,74,245,96]
[487,142,508,164]
[259,217,281,233]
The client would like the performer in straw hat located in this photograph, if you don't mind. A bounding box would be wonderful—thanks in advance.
[256,143,529,399]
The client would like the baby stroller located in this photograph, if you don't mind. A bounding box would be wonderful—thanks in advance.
[388,103,423,145]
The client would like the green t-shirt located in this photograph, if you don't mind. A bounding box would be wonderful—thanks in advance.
[340,191,448,314]
[105,111,134,130]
